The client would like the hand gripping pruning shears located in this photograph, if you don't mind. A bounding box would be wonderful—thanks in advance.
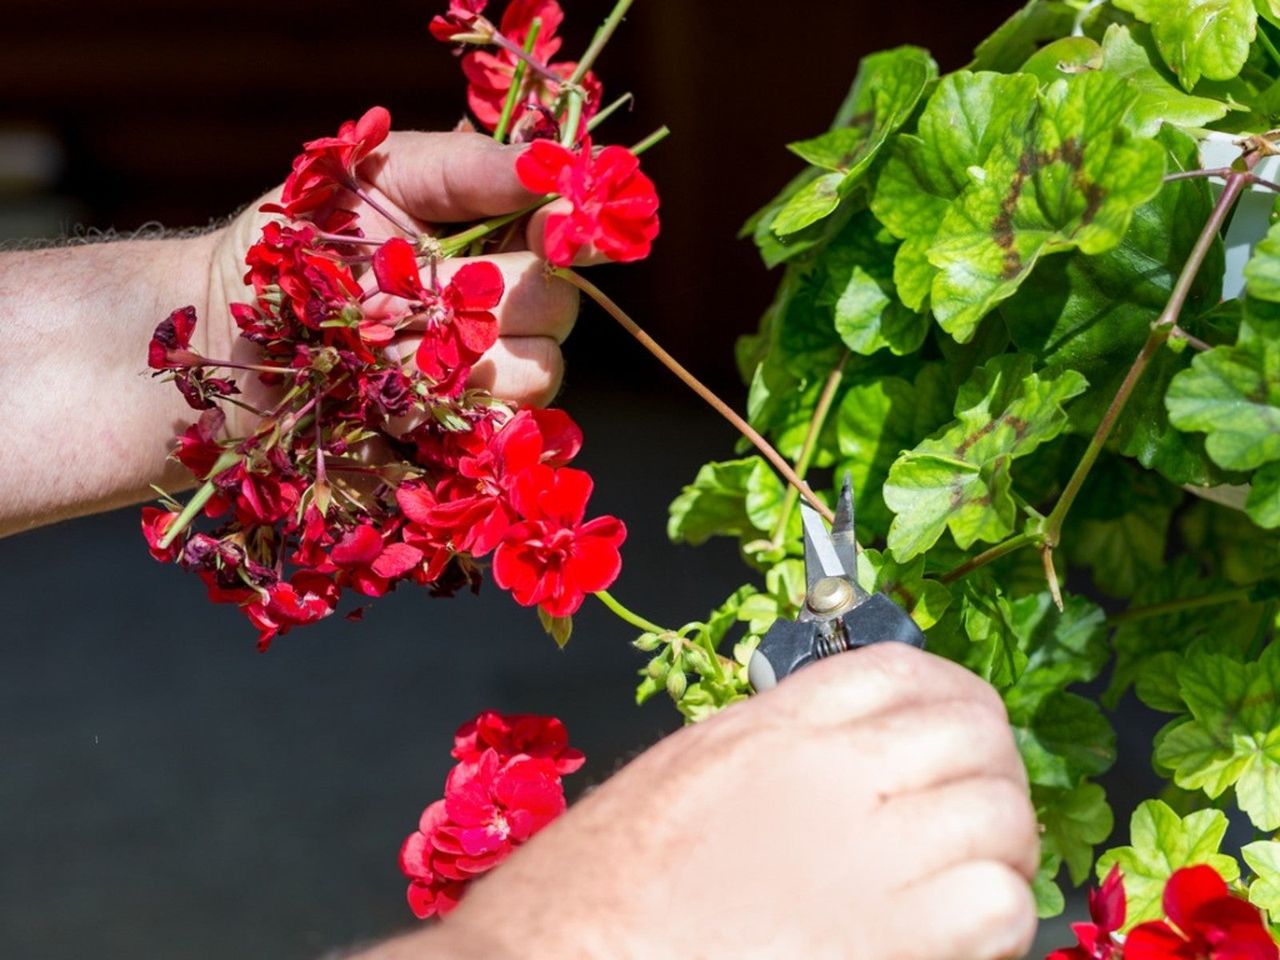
[747,476,927,693]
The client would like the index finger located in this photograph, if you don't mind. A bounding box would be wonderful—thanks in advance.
[359,131,539,223]
[762,643,1008,728]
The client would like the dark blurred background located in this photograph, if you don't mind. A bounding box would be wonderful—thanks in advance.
[0,2,1141,958]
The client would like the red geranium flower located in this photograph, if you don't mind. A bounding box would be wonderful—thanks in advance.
[493,464,625,616]
[245,572,341,651]
[175,409,226,480]
[277,106,392,217]
[515,139,660,266]
[1049,865,1126,960]
[430,0,489,42]
[1125,865,1278,960]
[372,238,504,396]
[245,223,362,329]
[148,305,200,369]
[453,710,585,775]
[330,523,425,598]
[141,507,180,562]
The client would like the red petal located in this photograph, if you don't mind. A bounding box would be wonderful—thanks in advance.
[354,106,392,154]
[373,237,425,300]
[1123,921,1191,960]
[372,542,425,579]
[1092,864,1127,934]
[538,467,593,526]
[450,261,505,310]
[1164,865,1230,934]
[332,524,384,567]
[516,139,573,195]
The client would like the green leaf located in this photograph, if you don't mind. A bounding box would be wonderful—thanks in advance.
[1113,0,1257,91]
[1096,800,1241,928]
[1155,643,1280,830]
[884,356,1088,561]
[1097,25,1231,135]
[927,71,1166,342]
[928,572,1027,690]
[1034,850,1068,918]
[855,547,952,630]
[1261,0,1280,27]
[1134,651,1190,713]
[1004,127,1225,485]
[1013,691,1116,789]
[773,47,938,236]
[1037,781,1115,885]
[668,457,785,550]
[1248,462,1280,528]
[971,0,1080,73]
[835,366,952,540]
[1004,592,1109,716]
[1166,328,1280,472]
[538,609,573,648]
[1243,840,1280,922]
[1020,36,1103,84]
[1245,218,1280,303]
[871,71,1040,311]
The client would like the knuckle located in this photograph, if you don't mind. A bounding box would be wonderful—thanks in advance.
[856,641,926,685]
[971,862,1037,943]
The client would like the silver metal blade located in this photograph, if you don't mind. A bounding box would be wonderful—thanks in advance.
[802,502,844,594]
[831,473,865,596]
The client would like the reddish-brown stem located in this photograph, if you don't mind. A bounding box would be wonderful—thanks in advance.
[346,180,420,239]
[554,268,834,523]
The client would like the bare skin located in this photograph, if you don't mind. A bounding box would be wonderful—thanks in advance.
[0,129,1040,959]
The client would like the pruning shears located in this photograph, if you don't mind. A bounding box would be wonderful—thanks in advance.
[747,476,927,693]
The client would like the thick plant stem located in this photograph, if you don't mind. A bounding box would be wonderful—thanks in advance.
[1042,170,1249,549]
[595,590,668,634]
[157,479,218,550]
[1109,589,1252,626]
[555,268,835,523]
[493,18,542,143]
[770,352,849,547]
[940,532,1039,585]
[560,0,634,147]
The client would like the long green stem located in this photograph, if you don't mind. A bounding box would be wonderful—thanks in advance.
[494,18,542,143]
[157,479,218,550]
[1259,23,1280,73]
[940,532,1040,585]
[555,268,834,523]
[1042,170,1250,548]
[560,0,635,146]
[1109,589,1252,626]
[595,590,668,634]
[770,352,849,547]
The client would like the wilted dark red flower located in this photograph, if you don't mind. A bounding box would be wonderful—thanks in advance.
[453,710,584,775]
[141,507,180,562]
[493,464,625,616]
[277,106,392,217]
[175,409,226,479]
[1048,865,1126,960]
[245,223,362,329]
[515,139,660,266]
[1125,865,1278,960]
[148,305,200,369]
[245,572,341,651]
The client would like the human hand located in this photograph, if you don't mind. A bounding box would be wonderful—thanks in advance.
[205,130,581,433]
[421,644,1038,960]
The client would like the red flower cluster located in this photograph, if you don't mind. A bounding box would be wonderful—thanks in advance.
[1048,866,1278,960]
[399,711,582,919]
[431,0,602,140]
[145,103,625,649]
[516,139,661,267]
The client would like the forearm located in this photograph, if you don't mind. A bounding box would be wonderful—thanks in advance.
[0,232,221,536]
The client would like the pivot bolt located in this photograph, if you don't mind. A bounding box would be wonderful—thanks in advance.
[808,576,855,616]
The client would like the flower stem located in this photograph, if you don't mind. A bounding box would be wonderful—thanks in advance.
[586,93,635,133]
[1109,589,1252,626]
[555,268,834,523]
[629,125,670,156]
[940,532,1040,585]
[494,18,542,143]
[347,181,420,239]
[1259,23,1280,73]
[157,479,218,550]
[595,589,668,634]
[489,25,563,85]
[1042,169,1249,549]
[569,0,634,85]
[770,352,849,547]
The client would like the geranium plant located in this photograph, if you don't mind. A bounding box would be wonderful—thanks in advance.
[140,0,1280,947]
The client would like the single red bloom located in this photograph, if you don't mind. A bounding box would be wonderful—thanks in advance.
[141,507,180,562]
[1126,866,1278,960]
[330,523,425,597]
[148,305,201,369]
[245,572,341,651]
[430,0,489,42]
[515,139,660,266]
[492,464,625,616]
[373,238,504,396]
[278,106,392,217]
[234,471,303,527]
[175,409,226,480]
[453,710,585,775]
[245,223,362,329]
[1048,865,1126,960]
[443,750,565,857]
